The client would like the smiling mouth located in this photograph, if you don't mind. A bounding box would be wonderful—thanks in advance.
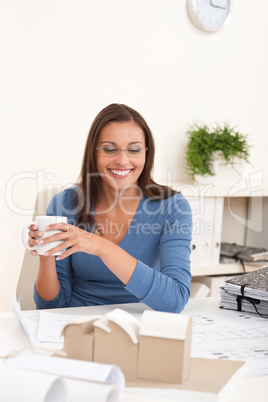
[108,169,134,177]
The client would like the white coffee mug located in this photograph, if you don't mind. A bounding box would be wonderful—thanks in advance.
[22,215,68,256]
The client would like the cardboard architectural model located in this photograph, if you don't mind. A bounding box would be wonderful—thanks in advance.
[138,310,191,383]
[60,308,192,384]
[63,316,98,361]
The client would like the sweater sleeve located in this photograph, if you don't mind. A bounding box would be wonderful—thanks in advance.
[125,195,192,313]
[33,190,74,309]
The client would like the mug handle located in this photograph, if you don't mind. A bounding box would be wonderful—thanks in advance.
[21,221,37,250]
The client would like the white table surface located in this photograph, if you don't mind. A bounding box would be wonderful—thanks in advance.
[0,297,267,402]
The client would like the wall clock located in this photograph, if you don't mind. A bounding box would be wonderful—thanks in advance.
[187,0,231,33]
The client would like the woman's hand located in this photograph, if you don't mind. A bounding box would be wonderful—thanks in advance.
[35,222,137,285]
[35,223,103,260]
[28,224,43,257]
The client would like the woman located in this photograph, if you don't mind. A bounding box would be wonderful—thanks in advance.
[29,103,192,313]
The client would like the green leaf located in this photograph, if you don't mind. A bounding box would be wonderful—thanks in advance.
[184,122,251,180]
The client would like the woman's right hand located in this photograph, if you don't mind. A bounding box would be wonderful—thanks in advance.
[28,224,43,256]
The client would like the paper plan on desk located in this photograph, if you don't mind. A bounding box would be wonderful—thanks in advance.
[10,294,39,346]
[10,295,143,348]
[1,355,125,396]
[10,295,66,351]
[36,311,92,343]
[37,311,143,343]
[0,366,67,402]
[0,358,122,401]
[183,307,268,376]
[37,311,64,343]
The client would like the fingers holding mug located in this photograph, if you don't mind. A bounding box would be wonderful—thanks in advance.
[43,222,70,233]
[28,225,42,243]
[26,224,42,256]
[28,224,43,239]
[22,216,68,257]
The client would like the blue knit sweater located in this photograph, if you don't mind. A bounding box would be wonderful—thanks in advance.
[34,188,192,313]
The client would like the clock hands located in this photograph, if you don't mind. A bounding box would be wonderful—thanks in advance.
[210,0,227,10]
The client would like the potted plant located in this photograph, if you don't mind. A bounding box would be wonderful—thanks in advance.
[184,122,251,183]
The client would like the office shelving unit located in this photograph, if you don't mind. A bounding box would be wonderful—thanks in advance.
[170,181,268,294]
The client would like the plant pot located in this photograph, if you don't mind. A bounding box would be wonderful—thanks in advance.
[194,158,245,186]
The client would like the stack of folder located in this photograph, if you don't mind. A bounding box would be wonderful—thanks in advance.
[220,242,268,263]
[220,267,268,318]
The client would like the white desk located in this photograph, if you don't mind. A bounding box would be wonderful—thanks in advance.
[0,298,267,402]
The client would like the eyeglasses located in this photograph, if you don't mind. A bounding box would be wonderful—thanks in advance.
[96,146,148,158]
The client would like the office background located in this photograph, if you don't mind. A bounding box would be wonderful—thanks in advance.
[1,0,268,311]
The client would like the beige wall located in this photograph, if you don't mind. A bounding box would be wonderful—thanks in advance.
[1,0,268,310]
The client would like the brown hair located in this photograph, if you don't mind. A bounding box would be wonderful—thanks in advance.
[74,103,177,228]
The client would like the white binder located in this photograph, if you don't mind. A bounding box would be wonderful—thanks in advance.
[188,197,224,267]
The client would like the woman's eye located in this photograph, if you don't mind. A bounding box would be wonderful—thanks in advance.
[103,147,118,154]
[127,147,141,154]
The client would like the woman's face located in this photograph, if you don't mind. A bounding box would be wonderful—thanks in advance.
[96,121,146,194]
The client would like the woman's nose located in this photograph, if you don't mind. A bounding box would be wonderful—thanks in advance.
[115,149,129,164]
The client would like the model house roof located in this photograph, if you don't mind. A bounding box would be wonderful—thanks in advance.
[139,310,191,340]
[93,308,140,344]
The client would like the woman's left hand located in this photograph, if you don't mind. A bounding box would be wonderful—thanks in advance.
[37,223,103,260]
[37,222,137,285]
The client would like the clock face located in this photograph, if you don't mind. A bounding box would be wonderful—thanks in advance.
[187,0,231,32]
